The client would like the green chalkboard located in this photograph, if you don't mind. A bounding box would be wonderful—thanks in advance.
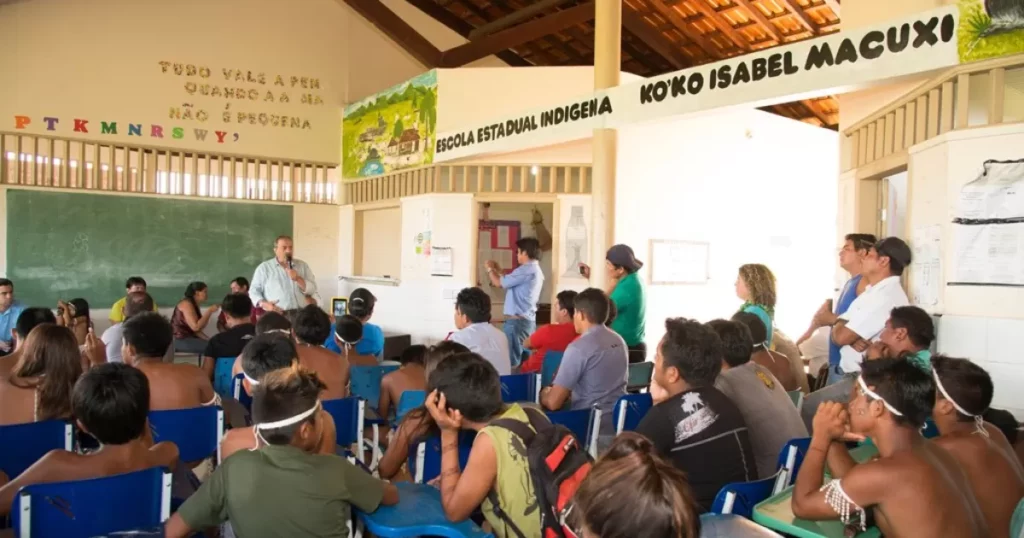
[6,189,293,309]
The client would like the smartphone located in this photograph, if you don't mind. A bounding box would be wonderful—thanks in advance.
[332,297,348,318]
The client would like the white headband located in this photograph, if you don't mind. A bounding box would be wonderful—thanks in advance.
[263,329,291,336]
[250,401,321,451]
[933,368,989,436]
[243,372,261,386]
[255,401,320,430]
[857,375,903,416]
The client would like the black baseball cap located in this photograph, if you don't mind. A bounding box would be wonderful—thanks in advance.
[874,237,912,269]
[606,244,643,272]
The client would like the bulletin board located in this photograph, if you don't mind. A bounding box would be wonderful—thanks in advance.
[478,220,521,303]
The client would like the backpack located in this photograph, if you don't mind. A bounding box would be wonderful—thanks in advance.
[486,407,594,538]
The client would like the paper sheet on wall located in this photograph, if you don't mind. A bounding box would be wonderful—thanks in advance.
[955,160,1024,220]
[649,240,709,285]
[911,225,941,306]
[431,247,453,277]
[951,222,1024,286]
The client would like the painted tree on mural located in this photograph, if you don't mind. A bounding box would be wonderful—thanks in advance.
[959,0,1024,61]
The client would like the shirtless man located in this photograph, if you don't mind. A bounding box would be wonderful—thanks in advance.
[792,358,988,537]
[334,315,379,367]
[123,312,218,411]
[0,307,55,378]
[220,332,336,460]
[732,312,798,391]
[231,311,293,380]
[931,355,1024,538]
[379,345,427,420]
[293,305,348,399]
[0,363,178,515]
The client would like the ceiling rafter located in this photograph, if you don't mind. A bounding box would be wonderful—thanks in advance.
[647,0,724,59]
[622,10,690,69]
[450,0,564,65]
[777,0,819,34]
[440,2,597,67]
[679,0,750,51]
[342,0,442,66]
[730,0,782,43]
[403,0,532,65]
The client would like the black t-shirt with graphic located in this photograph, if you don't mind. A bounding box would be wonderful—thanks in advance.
[634,385,755,512]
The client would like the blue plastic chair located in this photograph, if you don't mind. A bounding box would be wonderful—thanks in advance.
[232,373,253,412]
[613,393,653,434]
[12,466,172,538]
[396,390,426,423]
[541,351,564,387]
[213,356,237,399]
[149,406,224,463]
[627,361,654,392]
[355,482,492,537]
[409,431,476,483]
[322,397,380,467]
[350,366,388,409]
[711,474,782,518]
[0,420,74,479]
[500,373,539,403]
[546,407,602,456]
[775,437,810,488]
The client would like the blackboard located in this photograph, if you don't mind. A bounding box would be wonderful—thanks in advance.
[6,189,293,309]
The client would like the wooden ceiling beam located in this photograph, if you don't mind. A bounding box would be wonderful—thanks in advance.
[800,99,832,125]
[404,0,532,66]
[440,2,596,67]
[342,0,442,67]
[469,0,575,39]
[778,0,819,34]
[622,10,690,69]
[730,0,782,43]
[485,0,589,65]
[453,0,563,65]
[822,0,840,17]
[647,0,723,59]
[681,0,750,51]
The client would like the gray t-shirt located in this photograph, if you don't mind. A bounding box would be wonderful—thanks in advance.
[715,362,808,479]
[101,323,124,363]
[553,325,627,435]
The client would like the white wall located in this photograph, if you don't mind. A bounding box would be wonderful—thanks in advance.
[357,206,403,278]
[339,194,474,343]
[615,109,839,353]
[907,124,1024,414]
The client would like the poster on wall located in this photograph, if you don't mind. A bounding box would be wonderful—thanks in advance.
[342,70,438,180]
[911,224,942,307]
[957,0,1024,63]
[949,159,1024,287]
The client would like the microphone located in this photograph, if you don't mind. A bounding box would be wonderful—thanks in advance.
[286,254,294,270]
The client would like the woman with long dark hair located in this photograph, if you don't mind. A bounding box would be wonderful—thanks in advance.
[171,281,218,355]
[0,324,83,425]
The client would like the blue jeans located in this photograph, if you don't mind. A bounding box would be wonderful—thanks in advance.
[503,318,535,369]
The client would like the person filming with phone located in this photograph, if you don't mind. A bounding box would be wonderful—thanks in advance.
[250,235,320,313]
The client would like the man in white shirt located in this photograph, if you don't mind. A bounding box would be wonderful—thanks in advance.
[249,235,320,313]
[101,291,159,363]
[801,237,911,430]
[448,287,511,376]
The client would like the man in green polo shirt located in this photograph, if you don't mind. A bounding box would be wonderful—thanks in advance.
[580,244,646,363]
[866,305,934,370]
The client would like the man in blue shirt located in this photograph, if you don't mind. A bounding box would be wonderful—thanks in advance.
[485,237,545,369]
[0,279,27,356]
[797,233,875,385]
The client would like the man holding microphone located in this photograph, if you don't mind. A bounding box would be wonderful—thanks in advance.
[249,235,320,313]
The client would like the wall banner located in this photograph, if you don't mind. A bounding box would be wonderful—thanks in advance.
[342,70,438,180]
[433,6,961,162]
